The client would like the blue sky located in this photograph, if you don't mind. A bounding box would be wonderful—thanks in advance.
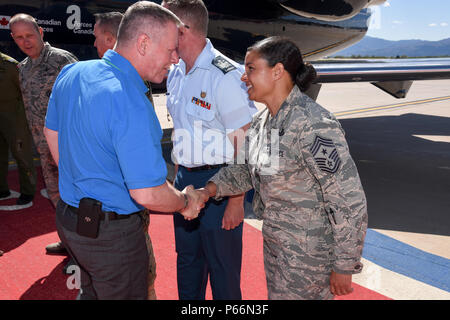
[366,0,450,41]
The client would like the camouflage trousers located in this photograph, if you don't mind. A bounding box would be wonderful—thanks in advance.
[262,226,334,300]
[31,124,59,207]
[140,209,157,300]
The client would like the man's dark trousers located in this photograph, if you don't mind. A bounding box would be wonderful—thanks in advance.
[174,165,243,300]
[55,199,149,300]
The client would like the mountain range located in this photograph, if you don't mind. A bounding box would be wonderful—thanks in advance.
[332,36,450,57]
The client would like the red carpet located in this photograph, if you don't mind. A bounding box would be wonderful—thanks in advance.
[0,169,389,300]
[150,213,268,300]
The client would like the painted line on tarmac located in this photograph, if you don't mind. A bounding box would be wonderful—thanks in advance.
[353,257,450,300]
[245,220,450,299]
[334,95,450,117]
[362,229,450,293]
[246,220,450,293]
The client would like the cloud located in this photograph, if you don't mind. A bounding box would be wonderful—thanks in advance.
[392,20,403,25]
[428,22,448,27]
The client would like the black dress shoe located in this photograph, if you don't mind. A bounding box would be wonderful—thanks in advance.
[0,190,11,199]
[16,194,34,205]
[45,241,68,255]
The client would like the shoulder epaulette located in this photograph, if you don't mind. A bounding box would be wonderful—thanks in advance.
[211,56,236,74]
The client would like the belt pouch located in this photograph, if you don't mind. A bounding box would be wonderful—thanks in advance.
[76,197,102,238]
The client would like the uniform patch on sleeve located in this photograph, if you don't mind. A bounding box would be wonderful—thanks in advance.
[310,135,341,174]
[211,56,236,74]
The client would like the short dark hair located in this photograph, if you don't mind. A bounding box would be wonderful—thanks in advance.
[162,0,208,36]
[117,1,181,46]
[94,12,123,38]
[248,36,317,92]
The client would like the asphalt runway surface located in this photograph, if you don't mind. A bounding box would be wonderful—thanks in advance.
[319,80,450,238]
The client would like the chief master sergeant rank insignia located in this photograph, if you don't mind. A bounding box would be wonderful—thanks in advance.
[310,135,342,174]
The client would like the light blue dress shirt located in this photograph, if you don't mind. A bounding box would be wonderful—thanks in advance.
[166,39,258,167]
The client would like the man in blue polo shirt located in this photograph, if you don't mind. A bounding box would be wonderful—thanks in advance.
[44,2,207,300]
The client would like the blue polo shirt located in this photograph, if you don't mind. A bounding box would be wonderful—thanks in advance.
[45,50,167,214]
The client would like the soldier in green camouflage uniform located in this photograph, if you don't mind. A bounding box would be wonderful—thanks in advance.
[0,52,36,203]
[205,37,368,300]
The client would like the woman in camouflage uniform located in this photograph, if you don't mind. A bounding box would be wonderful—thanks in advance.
[202,37,368,300]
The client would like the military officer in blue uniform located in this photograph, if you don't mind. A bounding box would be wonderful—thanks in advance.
[162,0,257,300]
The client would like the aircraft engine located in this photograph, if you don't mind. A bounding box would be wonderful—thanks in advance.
[277,0,386,21]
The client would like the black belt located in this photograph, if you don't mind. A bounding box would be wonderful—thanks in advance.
[67,205,139,221]
[181,163,227,172]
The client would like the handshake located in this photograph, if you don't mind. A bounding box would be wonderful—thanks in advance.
[178,184,215,220]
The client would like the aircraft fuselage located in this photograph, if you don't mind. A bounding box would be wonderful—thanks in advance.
[0,0,373,61]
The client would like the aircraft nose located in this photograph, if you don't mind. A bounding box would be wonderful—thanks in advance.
[277,0,372,21]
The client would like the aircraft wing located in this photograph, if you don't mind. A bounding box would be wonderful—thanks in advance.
[310,58,450,98]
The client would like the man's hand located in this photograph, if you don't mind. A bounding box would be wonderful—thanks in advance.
[222,194,244,230]
[330,271,353,296]
[179,185,209,220]
[196,187,211,201]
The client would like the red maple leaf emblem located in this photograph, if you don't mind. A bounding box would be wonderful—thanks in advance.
[0,17,9,26]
